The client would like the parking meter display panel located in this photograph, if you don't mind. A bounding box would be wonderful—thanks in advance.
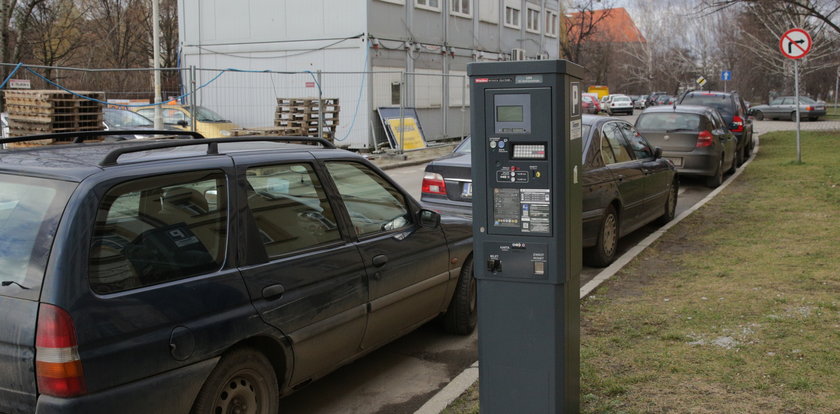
[484,88,552,238]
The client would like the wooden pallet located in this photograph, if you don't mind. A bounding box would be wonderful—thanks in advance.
[5,90,105,138]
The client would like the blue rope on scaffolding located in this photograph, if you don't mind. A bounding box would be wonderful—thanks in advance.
[0,63,24,89]
[22,65,226,108]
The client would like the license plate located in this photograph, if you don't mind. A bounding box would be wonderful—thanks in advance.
[816,106,825,111]
[666,157,683,167]
[461,182,472,199]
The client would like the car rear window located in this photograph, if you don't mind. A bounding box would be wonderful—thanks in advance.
[636,113,702,131]
[680,94,733,115]
[0,174,75,300]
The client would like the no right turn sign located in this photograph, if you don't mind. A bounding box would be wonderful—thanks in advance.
[779,28,812,59]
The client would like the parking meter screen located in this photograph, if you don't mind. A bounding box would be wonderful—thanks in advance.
[496,105,524,122]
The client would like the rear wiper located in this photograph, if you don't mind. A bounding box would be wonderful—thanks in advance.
[1,280,30,290]
[665,128,695,133]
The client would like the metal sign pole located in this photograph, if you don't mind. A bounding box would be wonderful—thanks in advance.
[834,66,838,112]
[795,59,801,163]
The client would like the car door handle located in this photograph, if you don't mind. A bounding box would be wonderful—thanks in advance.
[262,284,285,300]
[372,254,388,267]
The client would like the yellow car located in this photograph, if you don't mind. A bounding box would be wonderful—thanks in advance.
[132,104,239,138]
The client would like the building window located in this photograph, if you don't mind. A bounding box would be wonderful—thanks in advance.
[504,1,521,29]
[526,4,541,33]
[376,0,405,4]
[545,9,559,37]
[415,0,441,12]
[451,0,472,18]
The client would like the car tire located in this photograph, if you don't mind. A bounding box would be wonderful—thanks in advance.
[584,205,619,268]
[706,157,724,188]
[728,152,738,174]
[736,141,745,166]
[191,348,279,414]
[443,257,477,335]
[754,111,764,121]
[810,116,819,121]
[657,179,678,225]
[790,112,797,121]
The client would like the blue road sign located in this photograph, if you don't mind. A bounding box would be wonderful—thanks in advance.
[721,70,732,81]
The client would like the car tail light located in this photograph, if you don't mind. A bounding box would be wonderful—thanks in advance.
[730,116,744,133]
[696,130,714,148]
[422,172,447,195]
[805,106,813,111]
[36,304,86,398]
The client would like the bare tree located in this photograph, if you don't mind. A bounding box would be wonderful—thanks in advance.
[705,0,840,35]
[25,0,89,77]
[562,0,614,63]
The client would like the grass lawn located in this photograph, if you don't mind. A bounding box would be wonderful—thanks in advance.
[826,106,839,120]
[443,130,840,413]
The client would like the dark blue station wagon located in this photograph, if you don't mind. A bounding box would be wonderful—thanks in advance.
[0,133,475,414]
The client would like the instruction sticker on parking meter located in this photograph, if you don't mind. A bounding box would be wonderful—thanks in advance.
[570,82,581,116]
[570,119,582,140]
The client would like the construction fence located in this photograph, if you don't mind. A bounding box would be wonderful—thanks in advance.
[0,63,470,150]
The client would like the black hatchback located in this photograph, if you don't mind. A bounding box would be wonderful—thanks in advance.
[0,132,475,414]
[677,90,754,166]
[422,115,678,267]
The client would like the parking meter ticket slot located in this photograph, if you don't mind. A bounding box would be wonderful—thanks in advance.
[483,242,548,279]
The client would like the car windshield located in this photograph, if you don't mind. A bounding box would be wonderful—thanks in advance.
[195,106,230,122]
[0,174,74,299]
[454,137,471,154]
[636,112,701,131]
[798,97,816,104]
[105,109,153,128]
[614,96,631,102]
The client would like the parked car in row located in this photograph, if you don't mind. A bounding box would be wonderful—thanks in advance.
[103,108,181,139]
[582,94,601,114]
[602,94,634,116]
[634,95,648,109]
[749,96,826,121]
[0,131,475,414]
[422,115,678,267]
[131,104,239,138]
[678,90,754,165]
[646,92,668,107]
[636,105,738,188]
[654,95,675,106]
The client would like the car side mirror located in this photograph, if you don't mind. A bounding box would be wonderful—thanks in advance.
[418,209,440,228]
[177,120,189,127]
[653,147,663,159]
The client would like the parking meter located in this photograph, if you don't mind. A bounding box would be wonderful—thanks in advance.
[468,60,583,413]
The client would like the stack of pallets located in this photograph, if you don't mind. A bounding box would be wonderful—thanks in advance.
[274,98,339,141]
[5,90,104,145]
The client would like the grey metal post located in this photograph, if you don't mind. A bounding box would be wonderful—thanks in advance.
[834,66,838,111]
[399,71,406,155]
[317,70,324,140]
[189,66,197,132]
[795,59,801,163]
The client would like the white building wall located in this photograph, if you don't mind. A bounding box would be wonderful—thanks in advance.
[179,0,372,148]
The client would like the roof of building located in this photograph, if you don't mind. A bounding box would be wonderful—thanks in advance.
[565,7,646,43]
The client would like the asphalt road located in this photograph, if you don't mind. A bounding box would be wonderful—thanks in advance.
[281,116,839,414]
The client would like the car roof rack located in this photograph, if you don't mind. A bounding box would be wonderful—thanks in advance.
[100,136,336,166]
[0,130,206,145]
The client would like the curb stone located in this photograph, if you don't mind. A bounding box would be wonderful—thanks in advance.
[414,135,762,414]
